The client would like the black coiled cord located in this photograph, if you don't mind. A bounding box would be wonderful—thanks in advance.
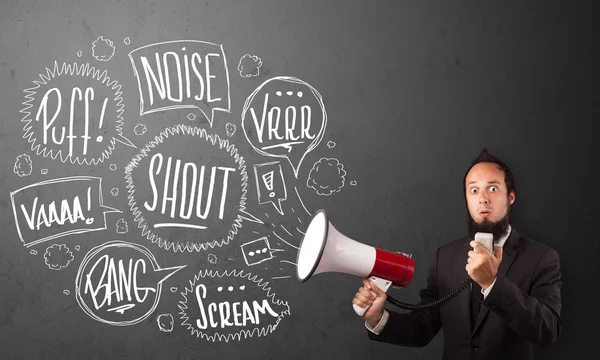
[385,278,472,311]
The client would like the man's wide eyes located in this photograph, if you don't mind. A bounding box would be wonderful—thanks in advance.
[469,186,498,193]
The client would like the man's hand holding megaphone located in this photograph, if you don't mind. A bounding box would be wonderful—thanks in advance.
[353,279,388,327]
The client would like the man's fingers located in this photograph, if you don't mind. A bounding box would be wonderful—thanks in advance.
[494,246,503,261]
[355,291,373,304]
[358,286,375,299]
[352,297,370,310]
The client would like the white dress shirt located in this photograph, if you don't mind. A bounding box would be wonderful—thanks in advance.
[365,226,512,335]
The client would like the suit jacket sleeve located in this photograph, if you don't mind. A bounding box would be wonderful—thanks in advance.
[367,247,443,347]
[482,247,562,347]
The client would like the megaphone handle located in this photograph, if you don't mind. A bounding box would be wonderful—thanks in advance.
[353,277,392,316]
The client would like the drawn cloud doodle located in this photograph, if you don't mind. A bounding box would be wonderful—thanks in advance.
[13,154,33,177]
[157,314,174,332]
[116,218,129,234]
[92,36,116,61]
[178,269,290,342]
[307,158,346,196]
[238,54,262,78]
[134,124,147,136]
[225,123,236,137]
[44,244,74,270]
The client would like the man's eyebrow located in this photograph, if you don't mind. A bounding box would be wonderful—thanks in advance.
[467,180,501,185]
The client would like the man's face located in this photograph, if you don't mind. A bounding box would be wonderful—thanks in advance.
[465,162,515,239]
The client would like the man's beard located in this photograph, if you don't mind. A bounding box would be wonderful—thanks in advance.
[467,207,511,243]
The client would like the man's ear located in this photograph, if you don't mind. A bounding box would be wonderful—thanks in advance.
[509,191,516,205]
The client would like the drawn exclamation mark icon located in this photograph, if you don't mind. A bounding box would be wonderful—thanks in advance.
[85,186,95,225]
[96,98,108,143]
[262,171,275,198]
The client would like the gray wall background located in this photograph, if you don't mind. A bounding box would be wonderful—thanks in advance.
[0,0,595,359]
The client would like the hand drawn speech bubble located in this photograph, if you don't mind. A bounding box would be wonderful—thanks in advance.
[178,269,290,342]
[75,240,185,326]
[253,161,287,215]
[128,40,231,127]
[241,76,327,178]
[10,176,121,248]
[240,237,278,266]
[124,124,263,253]
[20,62,135,166]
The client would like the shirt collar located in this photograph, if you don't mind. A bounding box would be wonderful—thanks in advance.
[495,225,512,247]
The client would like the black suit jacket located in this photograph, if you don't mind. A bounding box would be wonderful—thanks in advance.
[368,229,562,360]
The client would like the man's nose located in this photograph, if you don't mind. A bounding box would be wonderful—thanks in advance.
[479,195,489,204]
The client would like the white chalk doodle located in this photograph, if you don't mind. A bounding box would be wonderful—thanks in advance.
[157,313,174,332]
[124,37,131,45]
[20,61,135,165]
[92,36,116,61]
[253,161,287,215]
[237,54,262,78]
[187,113,196,121]
[116,218,129,234]
[350,180,357,186]
[77,51,82,58]
[41,169,48,175]
[44,244,74,270]
[307,158,346,196]
[241,237,281,266]
[124,124,263,253]
[170,287,178,292]
[271,231,298,250]
[327,141,336,148]
[10,176,121,247]
[75,240,185,326]
[111,188,119,196]
[63,290,70,295]
[13,154,33,177]
[128,40,231,127]
[30,249,37,255]
[225,122,236,137]
[109,164,117,171]
[134,124,147,136]
[75,245,80,251]
[241,77,327,178]
[208,254,217,264]
[178,269,290,342]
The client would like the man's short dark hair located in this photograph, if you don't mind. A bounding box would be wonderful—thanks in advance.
[463,148,516,196]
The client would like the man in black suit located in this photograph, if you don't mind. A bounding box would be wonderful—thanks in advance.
[352,149,562,359]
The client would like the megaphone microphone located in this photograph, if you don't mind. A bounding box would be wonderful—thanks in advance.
[296,209,415,316]
[297,209,473,316]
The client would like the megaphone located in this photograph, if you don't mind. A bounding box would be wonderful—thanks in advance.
[296,209,415,315]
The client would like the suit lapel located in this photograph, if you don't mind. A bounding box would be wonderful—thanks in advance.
[471,229,520,336]
[454,238,472,323]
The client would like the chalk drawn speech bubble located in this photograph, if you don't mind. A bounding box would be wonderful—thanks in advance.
[75,240,185,326]
[241,76,327,178]
[128,40,231,127]
[10,176,121,247]
[20,61,135,165]
[124,124,263,253]
[178,269,290,342]
[253,161,287,215]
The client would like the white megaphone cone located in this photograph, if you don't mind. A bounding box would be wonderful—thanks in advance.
[297,209,414,316]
